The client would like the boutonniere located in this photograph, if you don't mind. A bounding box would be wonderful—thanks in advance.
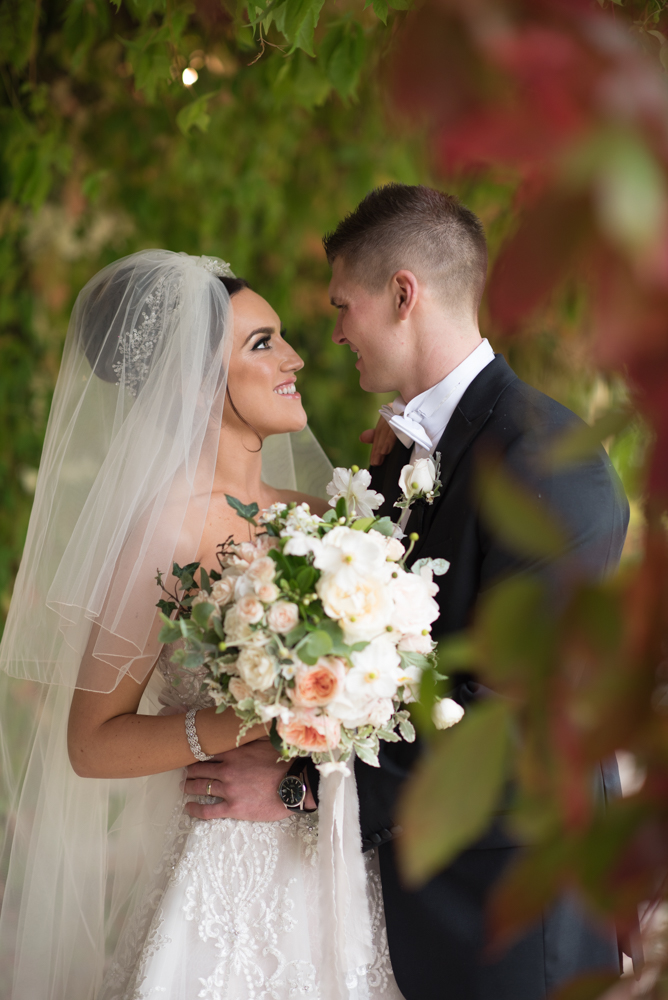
[394,453,442,512]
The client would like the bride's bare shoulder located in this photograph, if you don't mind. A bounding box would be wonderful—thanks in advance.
[271,488,329,517]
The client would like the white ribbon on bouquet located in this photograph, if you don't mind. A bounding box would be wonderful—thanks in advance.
[317,755,375,1000]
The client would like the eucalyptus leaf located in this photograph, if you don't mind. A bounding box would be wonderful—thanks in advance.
[369,517,396,537]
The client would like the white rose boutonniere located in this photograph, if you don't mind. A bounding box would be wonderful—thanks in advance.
[395,453,442,512]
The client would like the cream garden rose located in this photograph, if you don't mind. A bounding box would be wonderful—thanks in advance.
[267,600,300,634]
[235,594,265,625]
[236,647,277,692]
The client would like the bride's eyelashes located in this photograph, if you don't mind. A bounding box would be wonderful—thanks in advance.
[251,335,272,351]
[250,328,288,351]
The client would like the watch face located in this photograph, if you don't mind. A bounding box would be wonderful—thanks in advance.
[278,774,305,808]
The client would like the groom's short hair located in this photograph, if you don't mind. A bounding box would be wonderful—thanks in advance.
[323,184,487,314]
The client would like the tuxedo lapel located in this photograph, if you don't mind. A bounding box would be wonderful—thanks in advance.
[408,355,519,561]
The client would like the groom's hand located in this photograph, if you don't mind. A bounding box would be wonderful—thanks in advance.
[184,737,316,821]
[360,416,396,466]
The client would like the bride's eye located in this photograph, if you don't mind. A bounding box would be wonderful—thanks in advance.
[252,336,271,351]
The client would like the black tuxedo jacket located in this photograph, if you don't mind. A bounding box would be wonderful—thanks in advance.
[356,356,629,1000]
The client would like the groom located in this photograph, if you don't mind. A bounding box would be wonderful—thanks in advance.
[186,184,629,999]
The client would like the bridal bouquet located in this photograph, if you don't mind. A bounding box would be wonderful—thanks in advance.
[157,468,451,768]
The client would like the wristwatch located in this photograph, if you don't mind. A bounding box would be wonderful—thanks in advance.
[277,758,317,813]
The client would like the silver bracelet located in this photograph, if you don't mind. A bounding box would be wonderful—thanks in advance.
[185,708,213,762]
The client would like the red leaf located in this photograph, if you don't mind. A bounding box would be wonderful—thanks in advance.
[487,195,591,334]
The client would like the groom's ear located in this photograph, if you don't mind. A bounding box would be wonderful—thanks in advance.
[392,270,419,320]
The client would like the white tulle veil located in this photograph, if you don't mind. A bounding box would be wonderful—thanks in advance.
[0,250,333,998]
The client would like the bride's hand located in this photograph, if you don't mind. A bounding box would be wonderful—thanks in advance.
[360,416,396,466]
[184,737,317,821]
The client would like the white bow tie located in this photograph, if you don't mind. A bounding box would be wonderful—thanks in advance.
[379,402,433,452]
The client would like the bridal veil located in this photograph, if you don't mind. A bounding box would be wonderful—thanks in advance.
[0,250,333,998]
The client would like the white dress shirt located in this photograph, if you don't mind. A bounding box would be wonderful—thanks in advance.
[379,339,495,528]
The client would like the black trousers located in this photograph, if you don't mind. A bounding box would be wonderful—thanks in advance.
[378,841,620,1000]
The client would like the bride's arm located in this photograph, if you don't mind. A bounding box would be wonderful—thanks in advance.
[68,626,266,780]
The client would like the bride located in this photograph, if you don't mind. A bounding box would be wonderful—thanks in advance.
[0,251,404,1000]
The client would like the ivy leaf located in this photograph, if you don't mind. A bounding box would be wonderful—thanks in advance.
[372,0,388,23]
[225,494,259,524]
[176,94,215,136]
[281,0,325,56]
[321,22,366,100]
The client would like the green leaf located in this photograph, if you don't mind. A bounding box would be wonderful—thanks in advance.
[351,516,375,531]
[280,0,325,56]
[295,565,316,593]
[285,622,308,646]
[269,717,284,752]
[335,496,347,520]
[320,22,366,100]
[158,620,182,643]
[157,598,177,616]
[297,628,333,664]
[545,408,632,469]
[397,701,512,885]
[369,517,395,537]
[176,94,215,136]
[322,509,338,523]
[387,0,412,8]
[477,460,567,561]
[397,715,416,742]
[225,494,259,523]
[372,0,388,24]
[191,601,216,629]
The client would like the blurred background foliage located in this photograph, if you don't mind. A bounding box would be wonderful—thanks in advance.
[0,0,649,630]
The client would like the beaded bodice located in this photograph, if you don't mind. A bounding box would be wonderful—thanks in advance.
[155,642,213,713]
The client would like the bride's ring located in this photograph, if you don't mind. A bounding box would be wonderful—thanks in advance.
[206,781,213,797]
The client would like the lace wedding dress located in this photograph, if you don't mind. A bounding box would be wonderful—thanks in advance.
[99,649,405,1000]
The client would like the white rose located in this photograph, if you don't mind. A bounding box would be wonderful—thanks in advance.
[223,605,251,643]
[399,457,437,500]
[191,590,212,606]
[246,556,276,585]
[397,632,434,654]
[237,647,278,692]
[389,569,440,636]
[317,573,393,644]
[432,698,464,729]
[266,600,300,634]
[228,676,253,702]
[210,576,237,606]
[235,595,265,625]
[256,582,279,603]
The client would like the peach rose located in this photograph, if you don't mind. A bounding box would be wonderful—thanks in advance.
[277,710,341,753]
[256,582,280,604]
[266,600,300,634]
[228,676,253,702]
[291,656,346,708]
[235,595,265,625]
